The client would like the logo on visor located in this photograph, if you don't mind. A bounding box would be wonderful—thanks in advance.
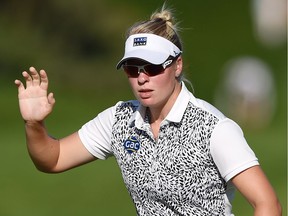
[133,37,147,46]
[123,136,141,154]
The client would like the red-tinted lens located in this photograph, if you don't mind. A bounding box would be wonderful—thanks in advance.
[143,65,164,76]
[123,65,139,77]
[123,64,164,77]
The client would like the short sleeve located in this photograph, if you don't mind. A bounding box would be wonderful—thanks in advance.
[210,119,259,182]
[78,105,117,160]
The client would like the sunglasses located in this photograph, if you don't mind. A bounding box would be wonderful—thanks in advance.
[122,59,174,78]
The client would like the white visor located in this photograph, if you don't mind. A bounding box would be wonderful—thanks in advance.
[116,33,182,69]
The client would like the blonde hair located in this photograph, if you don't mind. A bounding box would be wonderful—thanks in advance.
[126,6,182,51]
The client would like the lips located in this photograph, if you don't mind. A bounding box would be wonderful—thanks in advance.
[138,89,153,99]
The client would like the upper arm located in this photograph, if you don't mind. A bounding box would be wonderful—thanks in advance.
[231,165,281,215]
[210,119,259,181]
[51,132,96,173]
[49,104,117,173]
[210,119,281,214]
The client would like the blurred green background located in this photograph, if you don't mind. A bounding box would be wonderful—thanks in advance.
[1,0,286,215]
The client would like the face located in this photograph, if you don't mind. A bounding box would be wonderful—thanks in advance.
[124,57,183,110]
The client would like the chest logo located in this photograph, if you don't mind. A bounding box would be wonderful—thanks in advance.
[123,136,141,154]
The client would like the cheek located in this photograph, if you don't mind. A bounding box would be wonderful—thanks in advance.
[127,78,138,92]
[158,69,177,85]
[127,78,134,86]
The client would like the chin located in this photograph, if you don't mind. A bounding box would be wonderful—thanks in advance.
[137,98,154,107]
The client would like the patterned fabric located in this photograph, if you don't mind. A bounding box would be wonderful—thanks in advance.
[111,101,226,216]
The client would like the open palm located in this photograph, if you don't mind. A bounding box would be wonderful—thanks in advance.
[15,67,55,122]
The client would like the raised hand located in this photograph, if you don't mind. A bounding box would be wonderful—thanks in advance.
[15,67,56,123]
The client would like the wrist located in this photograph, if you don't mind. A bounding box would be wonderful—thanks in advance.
[24,120,45,128]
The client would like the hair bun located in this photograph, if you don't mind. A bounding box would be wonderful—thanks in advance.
[126,4,182,51]
[150,8,174,27]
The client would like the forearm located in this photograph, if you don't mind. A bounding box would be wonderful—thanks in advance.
[25,121,60,173]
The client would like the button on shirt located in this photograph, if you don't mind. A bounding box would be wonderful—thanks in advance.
[78,83,259,216]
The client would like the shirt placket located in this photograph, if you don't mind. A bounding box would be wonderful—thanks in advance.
[148,122,169,197]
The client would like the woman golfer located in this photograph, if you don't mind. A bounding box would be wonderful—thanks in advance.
[15,6,281,216]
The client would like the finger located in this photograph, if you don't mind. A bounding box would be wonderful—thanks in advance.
[47,92,56,106]
[22,71,33,87]
[39,69,48,89]
[14,79,25,92]
[29,66,40,86]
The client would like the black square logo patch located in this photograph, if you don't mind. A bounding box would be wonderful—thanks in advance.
[133,37,147,46]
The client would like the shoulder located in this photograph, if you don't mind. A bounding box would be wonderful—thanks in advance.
[115,100,140,110]
[192,97,226,121]
[113,100,140,118]
[181,83,226,121]
[98,100,140,118]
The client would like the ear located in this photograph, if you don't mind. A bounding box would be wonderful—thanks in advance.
[175,56,183,77]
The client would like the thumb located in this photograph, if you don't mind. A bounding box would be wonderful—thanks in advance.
[47,92,56,106]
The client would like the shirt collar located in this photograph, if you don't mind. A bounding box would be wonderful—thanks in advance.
[165,82,191,123]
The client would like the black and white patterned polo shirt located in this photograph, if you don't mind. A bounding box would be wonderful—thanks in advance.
[79,83,259,216]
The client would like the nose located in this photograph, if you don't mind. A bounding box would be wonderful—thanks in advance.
[137,70,149,84]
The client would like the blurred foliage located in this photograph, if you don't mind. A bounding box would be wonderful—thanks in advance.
[0,0,286,215]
